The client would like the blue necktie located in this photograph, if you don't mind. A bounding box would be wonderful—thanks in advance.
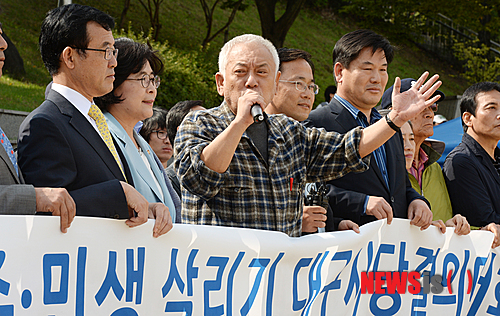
[0,126,18,176]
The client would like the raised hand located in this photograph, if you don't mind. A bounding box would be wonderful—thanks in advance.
[390,72,442,126]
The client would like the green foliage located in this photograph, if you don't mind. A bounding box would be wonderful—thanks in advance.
[220,0,249,11]
[115,26,222,109]
[0,0,471,112]
[338,0,500,44]
[0,1,53,86]
[434,0,500,43]
[338,0,420,37]
[303,0,344,11]
[453,39,500,84]
[200,0,248,48]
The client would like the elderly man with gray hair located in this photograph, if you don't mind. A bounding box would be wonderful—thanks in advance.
[175,34,441,237]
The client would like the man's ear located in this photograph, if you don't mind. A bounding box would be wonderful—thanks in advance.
[61,47,76,70]
[333,62,344,85]
[215,72,224,96]
[462,111,473,128]
[274,70,281,96]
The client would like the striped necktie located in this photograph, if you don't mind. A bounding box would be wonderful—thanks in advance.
[88,103,126,180]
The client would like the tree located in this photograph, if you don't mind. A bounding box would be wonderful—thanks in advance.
[433,0,500,45]
[115,27,221,109]
[453,39,500,84]
[200,0,248,49]
[336,0,500,44]
[138,0,165,41]
[118,0,131,30]
[255,0,307,48]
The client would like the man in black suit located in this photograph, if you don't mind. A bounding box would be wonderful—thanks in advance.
[17,4,171,237]
[444,82,500,227]
[304,29,433,228]
[0,23,75,232]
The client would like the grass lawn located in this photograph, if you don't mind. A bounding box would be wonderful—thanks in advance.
[0,76,45,112]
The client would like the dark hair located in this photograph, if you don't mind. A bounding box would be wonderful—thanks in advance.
[460,81,500,132]
[139,107,168,142]
[166,100,204,144]
[39,4,115,76]
[332,29,394,69]
[324,85,337,102]
[95,37,164,111]
[277,47,315,76]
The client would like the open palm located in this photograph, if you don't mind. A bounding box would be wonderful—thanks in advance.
[391,72,442,124]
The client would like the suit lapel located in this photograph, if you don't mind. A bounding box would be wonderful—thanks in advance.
[0,146,19,184]
[48,91,125,181]
[334,102,389,192]
[384,134,399,192]
[133,132,165,201]
[329,100,356,133]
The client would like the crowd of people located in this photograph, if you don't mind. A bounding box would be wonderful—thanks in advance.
[1,4,500,247]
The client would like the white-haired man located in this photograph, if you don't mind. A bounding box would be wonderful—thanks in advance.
[175,34,441,237]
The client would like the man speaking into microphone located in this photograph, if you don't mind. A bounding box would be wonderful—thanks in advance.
[175,34,441,237]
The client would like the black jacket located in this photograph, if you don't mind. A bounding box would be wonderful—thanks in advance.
[444,133,500,227]
[18,89,132,218]
[303,98,426,225]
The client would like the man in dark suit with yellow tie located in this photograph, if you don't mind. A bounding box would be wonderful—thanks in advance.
[0,23,75,232]
[17,4,172,237]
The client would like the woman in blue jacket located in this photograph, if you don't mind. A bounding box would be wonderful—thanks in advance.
[95,38,180,223]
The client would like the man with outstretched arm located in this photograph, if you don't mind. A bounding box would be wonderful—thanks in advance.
[304,30,435,230]
[175,33,441,237]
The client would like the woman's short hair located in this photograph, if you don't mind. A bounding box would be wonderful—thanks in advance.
[95,37,163,111]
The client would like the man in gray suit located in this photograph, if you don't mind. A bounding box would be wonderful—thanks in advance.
[0,24,76,232]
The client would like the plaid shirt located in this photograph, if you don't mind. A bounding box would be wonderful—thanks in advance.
[175,102,369,237]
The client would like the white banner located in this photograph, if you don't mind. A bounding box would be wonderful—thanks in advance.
[0,216,499,315]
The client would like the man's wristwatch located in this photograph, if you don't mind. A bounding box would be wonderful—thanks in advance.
[385,114,401,133]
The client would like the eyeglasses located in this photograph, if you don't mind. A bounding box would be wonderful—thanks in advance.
[71,46,118,60]
[429,103,438,112]
[125,74,161,89]
[152,130,168,140]
[279,80,319,95]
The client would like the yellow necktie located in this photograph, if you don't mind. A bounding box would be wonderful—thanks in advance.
[88,103,127,181]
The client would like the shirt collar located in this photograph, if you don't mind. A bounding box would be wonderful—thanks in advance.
[334,94,381,122]
[410,147,429,185]
[415,147,429,167]
[51,83,93,117]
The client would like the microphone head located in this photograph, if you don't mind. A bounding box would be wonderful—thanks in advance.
[251,104,264,124]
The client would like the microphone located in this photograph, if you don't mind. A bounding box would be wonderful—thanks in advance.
[251,103,264,124]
